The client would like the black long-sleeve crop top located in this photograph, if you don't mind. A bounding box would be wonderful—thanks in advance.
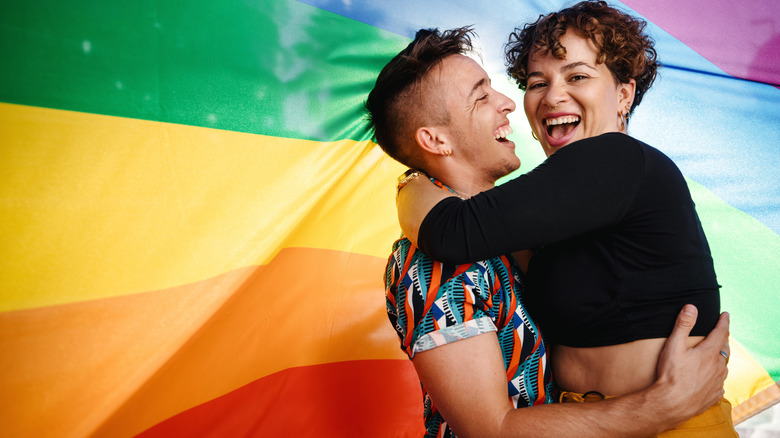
[417,133,720,347]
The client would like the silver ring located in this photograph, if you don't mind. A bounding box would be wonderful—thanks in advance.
[719,350,729,364]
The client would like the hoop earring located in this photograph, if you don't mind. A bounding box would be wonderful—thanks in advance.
[619,112,627,131]
[531,130,540,141]
[443,149,452,157]
[621,104,631,131]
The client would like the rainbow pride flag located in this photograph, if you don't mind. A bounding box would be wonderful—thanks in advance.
[1,1,777,436]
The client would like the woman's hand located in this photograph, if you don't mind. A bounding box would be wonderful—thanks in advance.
[396,172,455,245]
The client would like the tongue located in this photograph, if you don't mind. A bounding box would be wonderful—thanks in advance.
[549,123,575,139]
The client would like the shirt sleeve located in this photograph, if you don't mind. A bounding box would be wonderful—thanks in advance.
[385,239,499,358]
[412,316,497,356]
[417,133,645,264]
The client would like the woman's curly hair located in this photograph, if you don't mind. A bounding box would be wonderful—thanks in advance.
[505,0,658,114]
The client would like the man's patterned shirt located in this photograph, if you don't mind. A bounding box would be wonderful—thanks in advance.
[385,237,554,437]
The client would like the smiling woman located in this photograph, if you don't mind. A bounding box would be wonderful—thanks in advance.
[522,31,637,156]
[507,3,656,157]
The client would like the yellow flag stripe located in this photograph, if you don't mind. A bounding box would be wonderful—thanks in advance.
[727,337,778,423]
[0,103,405,312]
[732,383,780,424]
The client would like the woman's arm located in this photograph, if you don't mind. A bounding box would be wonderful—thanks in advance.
[400,134,644,263]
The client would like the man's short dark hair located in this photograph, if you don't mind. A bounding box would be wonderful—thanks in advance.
[365,27,475,168]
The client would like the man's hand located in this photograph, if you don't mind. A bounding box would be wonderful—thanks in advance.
[412,305,731,437]
[655,305,730,422]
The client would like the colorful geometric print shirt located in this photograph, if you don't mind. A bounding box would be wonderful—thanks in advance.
[385,236,554,437]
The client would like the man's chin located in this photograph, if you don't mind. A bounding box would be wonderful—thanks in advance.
[497,159,521,179]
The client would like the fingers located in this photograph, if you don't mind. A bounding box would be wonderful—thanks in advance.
[713,311,730,335]
[696,312,730,388]
[658,307,731,413]
[719,336,731,368]
[699,311,730,351]
[667,304,698,347]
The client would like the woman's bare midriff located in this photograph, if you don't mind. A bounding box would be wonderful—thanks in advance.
[552,336,706,395]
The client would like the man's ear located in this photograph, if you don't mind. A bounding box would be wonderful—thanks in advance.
[415,126,450,156]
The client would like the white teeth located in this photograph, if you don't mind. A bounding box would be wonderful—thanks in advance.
[494,125,513,140]
[545,115,580,126]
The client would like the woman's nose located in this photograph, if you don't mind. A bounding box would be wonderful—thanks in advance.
[542,80,566,109]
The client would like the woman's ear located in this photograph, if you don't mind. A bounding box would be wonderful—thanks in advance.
[619,78,637,112]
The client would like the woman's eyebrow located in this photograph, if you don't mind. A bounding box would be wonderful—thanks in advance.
[528,61,598,78]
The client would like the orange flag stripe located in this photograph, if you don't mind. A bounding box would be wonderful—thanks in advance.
[0,247,405,437]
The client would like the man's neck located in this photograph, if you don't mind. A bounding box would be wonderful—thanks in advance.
[426,165,496,199]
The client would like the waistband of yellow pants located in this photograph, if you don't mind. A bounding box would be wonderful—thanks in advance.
[559,392,737,437]
[558,390,615,403]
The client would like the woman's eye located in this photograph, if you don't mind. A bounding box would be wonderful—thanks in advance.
[570,74,588,82]
[528,82,546,90]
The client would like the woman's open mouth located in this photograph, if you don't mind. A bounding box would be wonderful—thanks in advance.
[545,115,580,140]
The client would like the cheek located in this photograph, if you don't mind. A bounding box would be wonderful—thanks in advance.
[523,92,534,106]
[584,91,616,122]
[523,96,536,121]
[603,87,623,112]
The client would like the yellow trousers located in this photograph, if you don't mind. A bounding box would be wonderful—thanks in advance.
[559,391,738,437]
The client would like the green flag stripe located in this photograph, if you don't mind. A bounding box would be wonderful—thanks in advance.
[691,180,780,382]
[0,0,408,142]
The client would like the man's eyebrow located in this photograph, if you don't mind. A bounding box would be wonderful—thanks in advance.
[467,77,488,99]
